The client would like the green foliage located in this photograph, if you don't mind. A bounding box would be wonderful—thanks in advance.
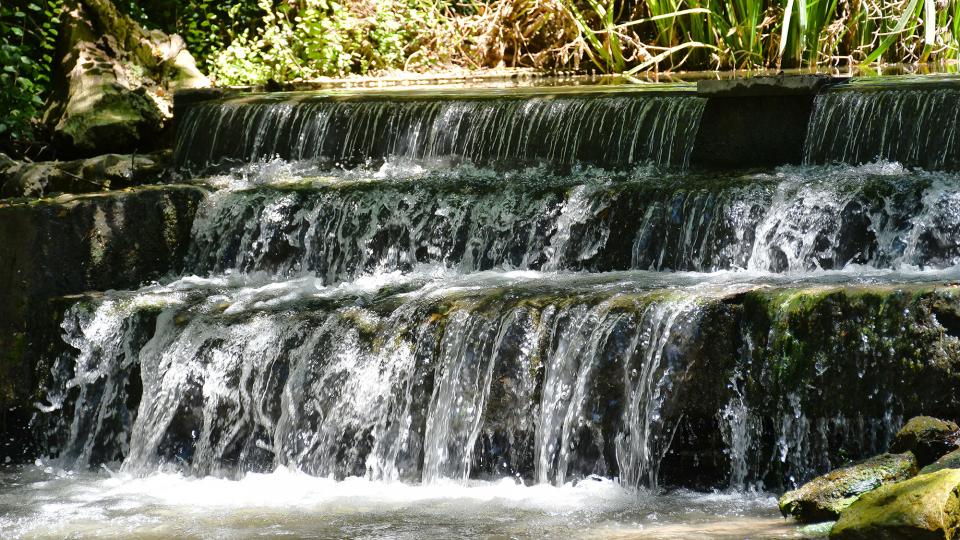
[115,0,263,72]
[0,0,61,141]
[208,0,454,85]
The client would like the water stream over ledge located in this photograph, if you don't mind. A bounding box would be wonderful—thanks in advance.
[8,77,960,538]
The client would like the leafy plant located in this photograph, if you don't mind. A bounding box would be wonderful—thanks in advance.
[0,0,61,143]
[208,0,455,85]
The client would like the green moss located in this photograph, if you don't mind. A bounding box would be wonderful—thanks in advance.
[743,283,960,401]
[779,452,918,523]
[830,469,960,540]
[921,448,960,475]
[891,416,960,467]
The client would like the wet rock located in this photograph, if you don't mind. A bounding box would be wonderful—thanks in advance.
[0,185,207,331]
[920,448,960,475]
[830,468,960,540]
[779,452,918,523]
[738,286,960,490]
[890,416,960,467]
[45,0,209,156]
[0,152,171,198]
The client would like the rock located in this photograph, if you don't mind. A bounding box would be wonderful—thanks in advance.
[921,448,960,475]
[739,285,960,490]
[890,416,960,466]
[779,452,918,523]
[830,468,960,540]
[0,153,17,174]
[0,152,171,198]
[0,184,207,330]
[44,0,210,156]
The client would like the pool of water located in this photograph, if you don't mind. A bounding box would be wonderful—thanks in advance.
[0,464,808,539]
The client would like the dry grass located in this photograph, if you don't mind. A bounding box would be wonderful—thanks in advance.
[432,0,960,73]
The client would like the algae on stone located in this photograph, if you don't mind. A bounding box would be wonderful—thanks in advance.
[921,448,960,475]
[830,468,960,540]
[45,0,210,155]
[779,452,918,523]
[738,285,960,489]
[890,416,959,467]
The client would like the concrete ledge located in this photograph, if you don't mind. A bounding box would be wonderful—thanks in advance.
[690,75,848,168]
[697,74,846,97]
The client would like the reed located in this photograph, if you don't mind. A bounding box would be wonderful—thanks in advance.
[482,0,960,73]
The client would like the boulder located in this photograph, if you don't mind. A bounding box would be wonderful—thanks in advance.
[921,448,960,475]
[44,0,209,156]
[890,416,960,467]
[0,152,171,198]
[830,469,960,540]
[0,153,17,175]
[779,452,918,523]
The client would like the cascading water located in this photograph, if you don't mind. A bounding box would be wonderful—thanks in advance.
[804,83,960,169]
[174,89,706,172]
[8,81,960,539]
[185,162,960,278]
[43,272,711,487]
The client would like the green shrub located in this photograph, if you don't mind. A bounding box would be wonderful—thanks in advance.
[0,1,61,142]
[115,0,264,72]
[208,0,454,85]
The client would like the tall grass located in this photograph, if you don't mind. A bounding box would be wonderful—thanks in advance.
[177,0,960,84]
[462,0,960,73]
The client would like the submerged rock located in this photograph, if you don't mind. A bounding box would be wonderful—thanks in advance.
[921,448,960,475]
[830,468,960,540]
[890,416,960,467]
[778,452,918,523]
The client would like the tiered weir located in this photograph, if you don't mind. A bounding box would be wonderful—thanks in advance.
[7,76,960,538]
[175,87,705,172]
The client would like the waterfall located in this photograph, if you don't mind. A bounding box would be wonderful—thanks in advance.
[24,83,960,511]
[175,92,706,172]
[40,273,721,487]
[184,164,960,279]
[804,85,960,170]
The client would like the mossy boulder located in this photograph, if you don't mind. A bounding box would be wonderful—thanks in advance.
[921,448,960,475]
[45,0,209,156]
[779,452,918,523]
[830,469,960,540]
[890,416,959,467]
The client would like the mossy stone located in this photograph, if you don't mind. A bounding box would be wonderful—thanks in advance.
[890,416,960,467]
[921,448,960,475]
[779,452,918,523]
[830,469,960,540]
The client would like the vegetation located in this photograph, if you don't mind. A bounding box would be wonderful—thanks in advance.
[152,0,960,84]
[1,0,960,149]
[0,1,61,143]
